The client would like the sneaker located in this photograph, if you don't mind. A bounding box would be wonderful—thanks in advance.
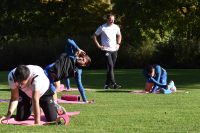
[169,80,176,92]
[113,84,121,89]
[104,85,110,89]
[40,107,43,115]
[54,102,67,115]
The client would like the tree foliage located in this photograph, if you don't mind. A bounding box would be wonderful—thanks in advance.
[0,0,111,42]
[112,0,200,46]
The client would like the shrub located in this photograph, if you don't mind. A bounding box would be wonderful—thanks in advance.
[1,37,200,71]
[152,38,200,68]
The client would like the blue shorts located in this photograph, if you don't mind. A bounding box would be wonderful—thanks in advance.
[147,69,167,85]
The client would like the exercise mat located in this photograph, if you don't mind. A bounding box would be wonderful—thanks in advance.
[1,111,80,125]
[57,99,95,104]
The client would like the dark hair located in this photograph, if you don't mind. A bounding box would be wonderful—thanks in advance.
[106,14,114,19]
[14,65,30,82]
[145,65,153,74]
[85,55,91,67]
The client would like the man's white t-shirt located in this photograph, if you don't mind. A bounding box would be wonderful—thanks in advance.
[95,23,121,51]
[8,65,49,98]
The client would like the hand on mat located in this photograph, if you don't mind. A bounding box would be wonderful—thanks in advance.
[85,100,94,103]
[27,123,41,126]
[0,115,10,124]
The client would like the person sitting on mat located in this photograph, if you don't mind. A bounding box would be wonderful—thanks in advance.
[142,64,176,93]
[0,65,66,125]
[44,39,91,103]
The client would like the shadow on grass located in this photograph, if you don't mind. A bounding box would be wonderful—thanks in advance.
[0,89,10,91]
[96,90,132,93]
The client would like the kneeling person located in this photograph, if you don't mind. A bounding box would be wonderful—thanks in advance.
[0,65,65,125]
[142,64,176,93]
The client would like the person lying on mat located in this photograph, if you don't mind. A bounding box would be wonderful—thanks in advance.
[0,65,66,125]
[142,64,176,93]
[44,39,91,103]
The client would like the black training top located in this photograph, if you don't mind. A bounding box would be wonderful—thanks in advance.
[46,53,79,82]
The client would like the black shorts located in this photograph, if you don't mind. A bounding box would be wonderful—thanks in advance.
[16,84,58,122]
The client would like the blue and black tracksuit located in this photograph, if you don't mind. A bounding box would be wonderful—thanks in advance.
[142,64,168,93]
[44,39,87,101]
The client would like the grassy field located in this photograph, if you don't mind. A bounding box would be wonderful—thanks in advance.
[0,69,200,132]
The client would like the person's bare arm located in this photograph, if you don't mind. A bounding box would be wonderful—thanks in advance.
[116,34,122,51]
[93,34,106,50]
[0,87,19,124]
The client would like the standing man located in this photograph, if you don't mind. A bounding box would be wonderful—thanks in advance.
[93,14,122,89]
[0,65,66,125]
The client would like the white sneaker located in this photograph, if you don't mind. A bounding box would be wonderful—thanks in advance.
[169,80,176,92]
[54,102,67,115]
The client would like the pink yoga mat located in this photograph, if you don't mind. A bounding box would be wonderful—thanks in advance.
[59,84,95,92]
[56,115,70,126]
[60,88,95,92]
[61,95,80,101]
[0,99,10,102]
[57,99,95,104]
[129,89,183,94]
[1,111,80,125]
[0,99,96,103]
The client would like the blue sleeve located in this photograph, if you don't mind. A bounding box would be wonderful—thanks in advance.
[142,68,167,93]
[43,69,56,92]
[75,69,87,101]
[65,78,70,89]
[65,39,80,58]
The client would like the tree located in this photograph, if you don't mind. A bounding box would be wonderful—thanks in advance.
[112,0,200,46]
[0,0,111,42]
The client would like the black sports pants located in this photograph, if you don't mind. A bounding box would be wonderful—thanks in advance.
[16,85,57,122]
[101,50,117,86]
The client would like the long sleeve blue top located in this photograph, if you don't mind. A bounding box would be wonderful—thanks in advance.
[142,65,167,93]
[65,39,87,101]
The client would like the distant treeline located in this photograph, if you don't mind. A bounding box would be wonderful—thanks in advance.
[1,0,200,70]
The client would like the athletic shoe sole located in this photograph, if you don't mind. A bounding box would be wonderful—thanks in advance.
[54,102,67,115]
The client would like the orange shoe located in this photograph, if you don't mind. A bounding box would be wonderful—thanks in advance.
[54,102,67,115]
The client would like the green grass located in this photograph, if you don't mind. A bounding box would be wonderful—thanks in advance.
[0,69,200,132]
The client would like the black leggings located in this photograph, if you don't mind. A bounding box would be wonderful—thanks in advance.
[16,85,57,122]
[101,50,118,86]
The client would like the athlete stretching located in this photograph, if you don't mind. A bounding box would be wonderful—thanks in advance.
[44,39,91,102]
[142,64,176,93]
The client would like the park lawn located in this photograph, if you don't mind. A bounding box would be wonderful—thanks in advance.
[0,69,200,133]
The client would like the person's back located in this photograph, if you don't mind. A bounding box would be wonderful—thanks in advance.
[8,65,49,98]
[46,53,78,82]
